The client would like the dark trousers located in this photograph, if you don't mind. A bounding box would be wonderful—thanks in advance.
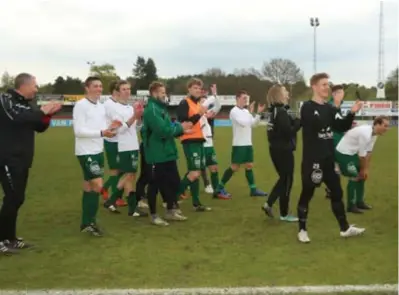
[0,163,29,241]
[297,156,349,232]
[267,148,294,216]
[147,160,180,213]
[136,143,150,200]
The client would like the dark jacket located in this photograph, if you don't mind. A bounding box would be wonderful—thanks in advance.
[0,89,51,168]
[328,97,345,147]
[176,96,205,144]
[142,97,183,164]
[267,103,301,151]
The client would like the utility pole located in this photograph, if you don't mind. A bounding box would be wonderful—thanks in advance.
[310,17,320,74]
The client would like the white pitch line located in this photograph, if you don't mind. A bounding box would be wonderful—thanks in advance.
[1,284,398,295]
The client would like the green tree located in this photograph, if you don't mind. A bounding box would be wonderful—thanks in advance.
[89,63,119,94]
[385,67,398,101]
[0,71,15,91]
[131,56,158,93]
[143,58,158,87]
[52,76,84,94]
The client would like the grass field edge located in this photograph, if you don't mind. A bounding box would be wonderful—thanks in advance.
[2,284,398,295]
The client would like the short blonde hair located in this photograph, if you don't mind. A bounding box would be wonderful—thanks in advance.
[266,84,285,106]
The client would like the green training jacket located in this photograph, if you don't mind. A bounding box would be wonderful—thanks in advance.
[328,97,344,147]
[142,97,183,164]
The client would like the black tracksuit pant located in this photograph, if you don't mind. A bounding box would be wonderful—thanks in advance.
[0,162,30,241]
[136,143,150,201]
[297,156,349,232]
[267,148,294,217]
[147,160,180,212]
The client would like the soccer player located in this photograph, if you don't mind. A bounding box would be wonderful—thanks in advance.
[142,81,193,225]
[101,81,127,207]
[297,73,365,243]
[73,76,118,237]
[335,116,389,213]
[176,78,212,212]
[216,90,267,198]
[262,85,301,221]
[0,73,62,255]
[199,96,231,200]
[324,85,345,200]
[103,80,147,217]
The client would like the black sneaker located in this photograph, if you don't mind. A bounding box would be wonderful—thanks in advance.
[103,202,121,214]
[0,241,19,256]
[261,203,274,218]
[128,208,148,217]
[5,238,34,250]
[357,202,372,210]
[193,204,212,212]
[250,189,268,197]
[347,205,363,214]
[80,224,103,237]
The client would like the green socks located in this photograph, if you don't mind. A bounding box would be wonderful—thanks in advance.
[190,179,200,206]
[347,180,357,208]
[218,167,234,190]
[245,169,256,193]
[127,191,137,213]
[356,180,365,204]
[177,173,191,196]
[81,191,100,226]
[210,171,219,191]
[108,187,124,205]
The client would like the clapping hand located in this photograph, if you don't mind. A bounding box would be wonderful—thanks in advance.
[102,129,117,138]
[249,101,256,113]
[40,101,62,115]
[257,103,266,114]
[109,120,122,130]
[351,100,363,114]
[133,101,144,118]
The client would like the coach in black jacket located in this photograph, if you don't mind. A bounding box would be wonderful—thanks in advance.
[0,73,61,255]
[262,85,301,221]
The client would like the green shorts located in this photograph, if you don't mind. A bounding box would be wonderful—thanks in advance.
[118,150,139,173]
[335,151,359,178]
[204,146,217,166]
[182,142,205,171]
[104,140,119,170]
[231,145,254,164]
[77,153,104,181]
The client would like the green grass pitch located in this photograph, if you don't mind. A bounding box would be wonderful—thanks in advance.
[0,127,397,290]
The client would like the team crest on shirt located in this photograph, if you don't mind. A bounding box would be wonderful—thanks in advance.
[347,162,358,175]
[89,161,102,175]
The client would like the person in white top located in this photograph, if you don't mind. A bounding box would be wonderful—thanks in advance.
[199,89,231,200]
[73,76,118,237]
[215,90,267,197]
[103,81,147,218]
[335,116,389,212]
[101,81,127,207]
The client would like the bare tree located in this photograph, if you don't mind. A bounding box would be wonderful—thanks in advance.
[233,67,262,78]
[203,67,226,77]
[261,58,304,84]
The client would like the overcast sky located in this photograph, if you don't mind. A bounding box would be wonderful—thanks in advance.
[0,0,397,88]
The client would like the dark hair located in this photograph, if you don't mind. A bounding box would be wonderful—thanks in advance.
[310,73,329,86]
[373,115,389,126]
[115,80,129,91]
[14,73,34,89]
[236,89,248,99]
[109,80,119,93]
[85,76,102,87]
[331,84,344,92]
[149,81,165,95]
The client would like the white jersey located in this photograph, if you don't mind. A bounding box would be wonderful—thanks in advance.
[230,106,260,146]
[103,97,119,143]
[200,116,213,147]
[73,98,107,156]
[113,103,140,152]
[336,125,377,157]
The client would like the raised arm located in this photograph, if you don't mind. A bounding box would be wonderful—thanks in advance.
[73,103,102,138]
[230,108,258,127]
[331,107,355,133]
[0,93,46,126]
